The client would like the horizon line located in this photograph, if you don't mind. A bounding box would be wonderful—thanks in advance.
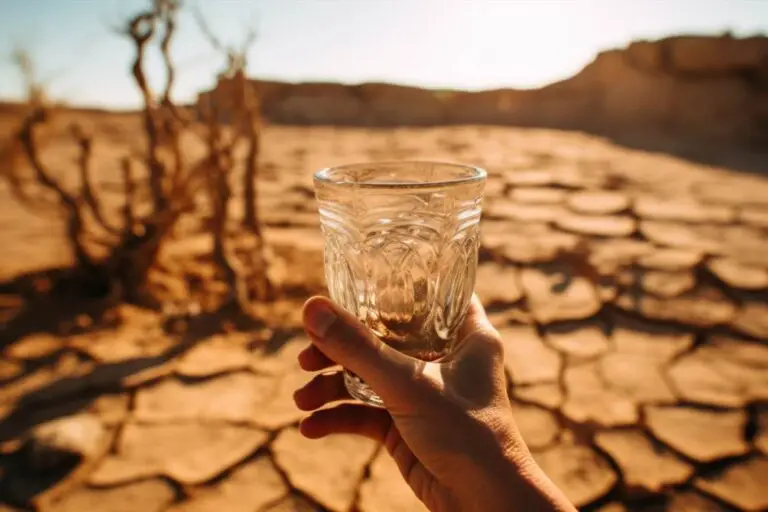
[4,31,766,111]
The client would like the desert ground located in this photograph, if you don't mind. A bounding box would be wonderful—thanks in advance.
[1,116,768,511]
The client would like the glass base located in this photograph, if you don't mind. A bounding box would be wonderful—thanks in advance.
[344,370,385,408]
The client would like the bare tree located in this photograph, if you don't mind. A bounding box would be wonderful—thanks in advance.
[197,95,250,308]
[240,74,263,237]
[4,0,271,310]
[192,5,263,236]
[194,5,272,301]
[10,2,187,303]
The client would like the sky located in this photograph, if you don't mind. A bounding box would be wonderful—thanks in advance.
[0,0,766,109]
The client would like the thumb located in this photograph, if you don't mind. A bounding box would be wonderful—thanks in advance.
[302,296,415,401]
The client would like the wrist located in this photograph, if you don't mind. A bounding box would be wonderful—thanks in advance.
[494,441,577,512]
[466,410,576,512]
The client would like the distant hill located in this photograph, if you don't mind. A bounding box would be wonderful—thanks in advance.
[200,34,768,146]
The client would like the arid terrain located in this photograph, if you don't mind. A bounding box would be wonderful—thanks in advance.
[0,109,767,512]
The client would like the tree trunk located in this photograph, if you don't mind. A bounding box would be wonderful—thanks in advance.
[242,111,261,236]
[108,222,165,305]
[209,150,249,311]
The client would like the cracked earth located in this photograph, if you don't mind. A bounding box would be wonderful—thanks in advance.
[1,125,767,511]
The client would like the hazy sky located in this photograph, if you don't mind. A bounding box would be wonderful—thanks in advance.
[1,0,766,109]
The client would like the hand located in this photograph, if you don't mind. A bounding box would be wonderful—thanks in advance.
[294,295,576,512]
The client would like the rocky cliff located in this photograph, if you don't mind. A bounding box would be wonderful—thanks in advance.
[199,35,768,144]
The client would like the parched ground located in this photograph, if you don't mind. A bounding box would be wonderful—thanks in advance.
[1,123,768,511]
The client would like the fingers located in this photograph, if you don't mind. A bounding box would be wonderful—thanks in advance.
[384,425,419,488]
[298,403,392,441]
[293,371,350,411]
[302,296,415,400]
[297,344,336,372]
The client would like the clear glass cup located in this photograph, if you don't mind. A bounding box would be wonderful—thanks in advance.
[313,161,486,407]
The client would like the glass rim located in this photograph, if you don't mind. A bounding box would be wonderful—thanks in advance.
[313,160,487,189]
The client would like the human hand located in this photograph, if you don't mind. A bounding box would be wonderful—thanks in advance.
[294,295,576,512]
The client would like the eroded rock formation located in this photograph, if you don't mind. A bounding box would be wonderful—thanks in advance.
[198,34,768,144]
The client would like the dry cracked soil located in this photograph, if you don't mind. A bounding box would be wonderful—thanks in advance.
[1,121,767,511]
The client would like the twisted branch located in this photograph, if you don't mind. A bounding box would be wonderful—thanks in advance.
[120,157,137,232]
[0,136,56,211]
[18,110,94,267]
[159,1,178,106]
[126,10,167,213]
[192,4,226,54]
[71,125,120,235]
[242,90,262,235]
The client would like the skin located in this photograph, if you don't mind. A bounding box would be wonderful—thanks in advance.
[294,295,577,512]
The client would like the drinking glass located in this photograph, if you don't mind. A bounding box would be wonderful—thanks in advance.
[313,161,486,407]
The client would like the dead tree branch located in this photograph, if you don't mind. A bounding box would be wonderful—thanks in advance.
[193,3,271,301]
[240,26,257,57]
[18,110,94,268]
[200,99,249,310]
[191,5,226,54]
[193,4,257,78]
[120,157,137,232]
[6,1,272,310]
[71,125,120,236]
[11,48,47,106]
[193,6,263,234]
[0,138,56,211]
[241,87,262,235]
[125,10,167,213]
[158,1,178,106]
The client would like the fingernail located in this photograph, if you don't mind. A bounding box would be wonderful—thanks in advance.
[305,301,337,337]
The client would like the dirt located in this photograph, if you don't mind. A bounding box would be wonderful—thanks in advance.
[1,113,768,511]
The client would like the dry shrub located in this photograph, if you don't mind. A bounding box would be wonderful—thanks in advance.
[3,0,271,313]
